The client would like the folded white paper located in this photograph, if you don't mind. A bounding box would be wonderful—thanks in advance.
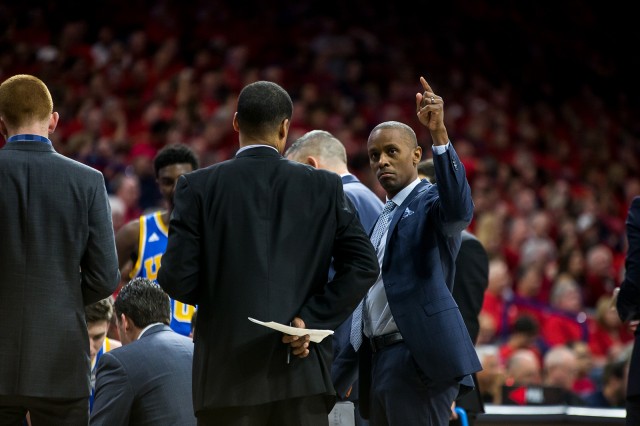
[248,317,334,343]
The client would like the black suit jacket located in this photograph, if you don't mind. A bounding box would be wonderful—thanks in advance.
[453,230,489,344]
[158,146,379,411]
[450,230,489,422]
[0,140,119,399]
[617,196,640,397]
[91,324,196,425]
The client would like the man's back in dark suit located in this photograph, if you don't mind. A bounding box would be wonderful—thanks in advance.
[159,81,379,425]
[91,278,196,425]
[0,74,119,424]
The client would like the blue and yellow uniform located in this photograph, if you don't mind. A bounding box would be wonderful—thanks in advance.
[130,211,196,336]
[90,337,116,412]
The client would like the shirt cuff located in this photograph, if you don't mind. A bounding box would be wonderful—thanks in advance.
[432,141,450,155]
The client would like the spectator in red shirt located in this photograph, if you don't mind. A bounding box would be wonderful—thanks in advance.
[481,257,512,338]
[569,341,598,398]
[589,294,634,367]
[541,273,589,348]
[584,244,617,308]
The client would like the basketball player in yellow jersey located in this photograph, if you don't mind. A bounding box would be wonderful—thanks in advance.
[115,144,199,336]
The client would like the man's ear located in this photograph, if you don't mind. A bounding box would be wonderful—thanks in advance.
[412,146,423,166]
[232,112,240,132]
[279,118,290,142]
[306,156,319,169]
[0,116,7,138]
[48,112,59,134]
[119,313,130,331]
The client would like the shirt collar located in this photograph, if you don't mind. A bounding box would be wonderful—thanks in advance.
[236,144,279,155]
[137,322,164,340]
[7,134,52,144]
[388,178,421,206]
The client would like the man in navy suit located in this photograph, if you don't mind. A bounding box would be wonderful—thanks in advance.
[91,278,196,425]
[343,76,482,425]
[286,130,384,425]
[616,196,640,426]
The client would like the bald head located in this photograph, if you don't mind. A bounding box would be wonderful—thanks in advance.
[368,121,418,150]
[285,130,349,174]
[506,349,542,386]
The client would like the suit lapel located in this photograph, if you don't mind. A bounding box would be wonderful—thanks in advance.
[384,180,428,246]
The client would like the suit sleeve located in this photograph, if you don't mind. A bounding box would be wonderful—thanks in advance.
[90,352,134,425]
[158,175,201,305]
[618,197,640,322]
[298,178,379,330]
[432,144,474,236]
[81,172,120,305]
[453,237,489,343]
[331,314,360,397]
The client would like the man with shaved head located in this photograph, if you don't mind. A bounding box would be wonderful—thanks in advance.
[342,76,481,425]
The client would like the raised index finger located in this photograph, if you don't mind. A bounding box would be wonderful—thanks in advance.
[420,76,432,93]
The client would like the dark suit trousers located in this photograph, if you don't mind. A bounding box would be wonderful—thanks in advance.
[196,395,330,426]
[369,343,458,426]
[0,395,88,426]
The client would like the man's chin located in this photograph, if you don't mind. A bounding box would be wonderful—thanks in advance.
[379,179,397,194]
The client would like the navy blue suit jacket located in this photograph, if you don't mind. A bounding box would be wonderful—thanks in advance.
[336,145,482,415]
[378,146,480,382]
[617,196,640,397]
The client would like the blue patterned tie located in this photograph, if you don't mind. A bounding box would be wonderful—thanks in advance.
[349,200,396,351]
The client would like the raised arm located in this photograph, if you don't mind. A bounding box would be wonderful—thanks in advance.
[416,76,473,234]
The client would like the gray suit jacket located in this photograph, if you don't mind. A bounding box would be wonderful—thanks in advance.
[0,139,119,398]
[91,324,196,425]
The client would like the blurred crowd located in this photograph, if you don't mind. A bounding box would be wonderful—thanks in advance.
[2,0,639,411]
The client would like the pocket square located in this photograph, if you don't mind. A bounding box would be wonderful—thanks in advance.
[401,208,414,219]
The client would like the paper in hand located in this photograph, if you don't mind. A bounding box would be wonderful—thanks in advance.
[248,317,334,343]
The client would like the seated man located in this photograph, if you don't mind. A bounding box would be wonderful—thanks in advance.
[85,297,121,412]
[91,278,196,425]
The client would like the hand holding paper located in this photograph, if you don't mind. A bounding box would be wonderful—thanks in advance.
[248,317,334,343]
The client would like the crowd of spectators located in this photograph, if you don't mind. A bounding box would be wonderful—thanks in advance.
[2,0,639,411]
